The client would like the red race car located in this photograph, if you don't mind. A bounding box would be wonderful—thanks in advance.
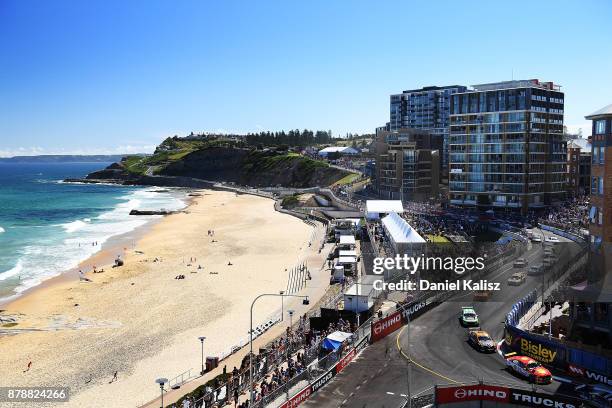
[505,355,552,384]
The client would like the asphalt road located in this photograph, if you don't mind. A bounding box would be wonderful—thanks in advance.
[305,229,582,407]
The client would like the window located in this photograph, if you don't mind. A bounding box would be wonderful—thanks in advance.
[599,208,603,225]
[600,147,605,164]
[599,177,604,195]
[593,147,599,164]
[592,177,598,194]
[595,120,606,135]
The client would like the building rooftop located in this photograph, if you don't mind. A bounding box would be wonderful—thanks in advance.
[585,104,612,119]
[567,138,592,152]
[398,85,467,94]
[470,79,561,92]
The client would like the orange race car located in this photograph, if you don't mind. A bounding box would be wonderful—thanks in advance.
[505,354,552,384]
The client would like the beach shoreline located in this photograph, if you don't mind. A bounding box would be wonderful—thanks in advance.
[0,183,190,306]
[0,188,328,408]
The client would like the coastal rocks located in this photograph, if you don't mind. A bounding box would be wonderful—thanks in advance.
[129,209,178,216]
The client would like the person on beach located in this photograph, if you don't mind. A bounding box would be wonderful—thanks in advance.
[79,270,92,282]
[109,371,118,383]
[23,361,32,373]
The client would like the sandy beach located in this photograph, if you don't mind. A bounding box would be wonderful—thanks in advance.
[0,189,326,407]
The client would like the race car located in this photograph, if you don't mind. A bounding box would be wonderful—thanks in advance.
[505,355,552,384]
[459,306,479,326]
[507,271,527,286]
[467,329,496,353]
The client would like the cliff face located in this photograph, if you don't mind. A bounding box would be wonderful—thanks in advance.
[84,147,349,188]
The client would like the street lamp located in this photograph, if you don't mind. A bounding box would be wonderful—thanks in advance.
[198,336,206,376]
[249,293,309,406]
[288,309,295,328]
[155,377,167,408]
[279,290,285,321]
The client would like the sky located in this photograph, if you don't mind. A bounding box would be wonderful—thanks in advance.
[1,0,611,156]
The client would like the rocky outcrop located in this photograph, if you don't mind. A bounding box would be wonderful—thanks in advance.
[129,209,179,215]
[73,147,350,189]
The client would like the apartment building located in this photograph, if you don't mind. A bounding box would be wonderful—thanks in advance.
[390,85,467,175]
[375,128,440,202]
[448,79,566,213]
[566,138,592,197]
[568,105,612,348]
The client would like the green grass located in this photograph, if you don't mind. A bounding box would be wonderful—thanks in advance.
[332,173,360,186]
[426,234,450,243]
[281,194,299,208]
[122,156,148,174]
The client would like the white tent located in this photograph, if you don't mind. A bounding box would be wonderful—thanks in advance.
[381,212,425,254]
[318,146,360,157]
[337,256,357,264]
[321,331,353,351]
[339,235,356,245]
[366,200,404,220]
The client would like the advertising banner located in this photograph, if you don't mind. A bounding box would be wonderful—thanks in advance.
[435,384,510,404]
[370,310,402,342]
[568,363,612,386]
[279,386,312,408]
[309,366,336,394]
[505,325,566,368]
[336,348,356,374]
[435,385,580,408]
[400,298,429,322]
[509,388,580,408]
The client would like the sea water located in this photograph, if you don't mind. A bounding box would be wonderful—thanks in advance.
[0,163,186,300]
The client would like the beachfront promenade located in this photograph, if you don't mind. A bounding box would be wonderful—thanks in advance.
[140,222,334,408]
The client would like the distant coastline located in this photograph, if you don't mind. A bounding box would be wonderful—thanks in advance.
[0,154,146,163]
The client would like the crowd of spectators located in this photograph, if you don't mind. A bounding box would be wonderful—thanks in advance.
[540,196,589,233]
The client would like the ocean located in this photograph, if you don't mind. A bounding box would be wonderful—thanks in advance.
[0,163,186,301]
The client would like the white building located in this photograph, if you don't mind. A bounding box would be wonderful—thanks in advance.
[343,284,372,312]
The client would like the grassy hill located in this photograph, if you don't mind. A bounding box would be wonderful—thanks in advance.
[87,138,352,188]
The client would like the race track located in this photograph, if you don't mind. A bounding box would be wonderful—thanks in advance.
[304,229,582,407]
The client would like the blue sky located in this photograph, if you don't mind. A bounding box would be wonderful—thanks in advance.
[1,0,611,156]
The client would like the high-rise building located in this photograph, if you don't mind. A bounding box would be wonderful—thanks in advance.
[566,138,592,197]
[567,105,612,348]
[587,104,612,246]
[448,79,566,213]
[375,128,440,202]
[390,85,467,175]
